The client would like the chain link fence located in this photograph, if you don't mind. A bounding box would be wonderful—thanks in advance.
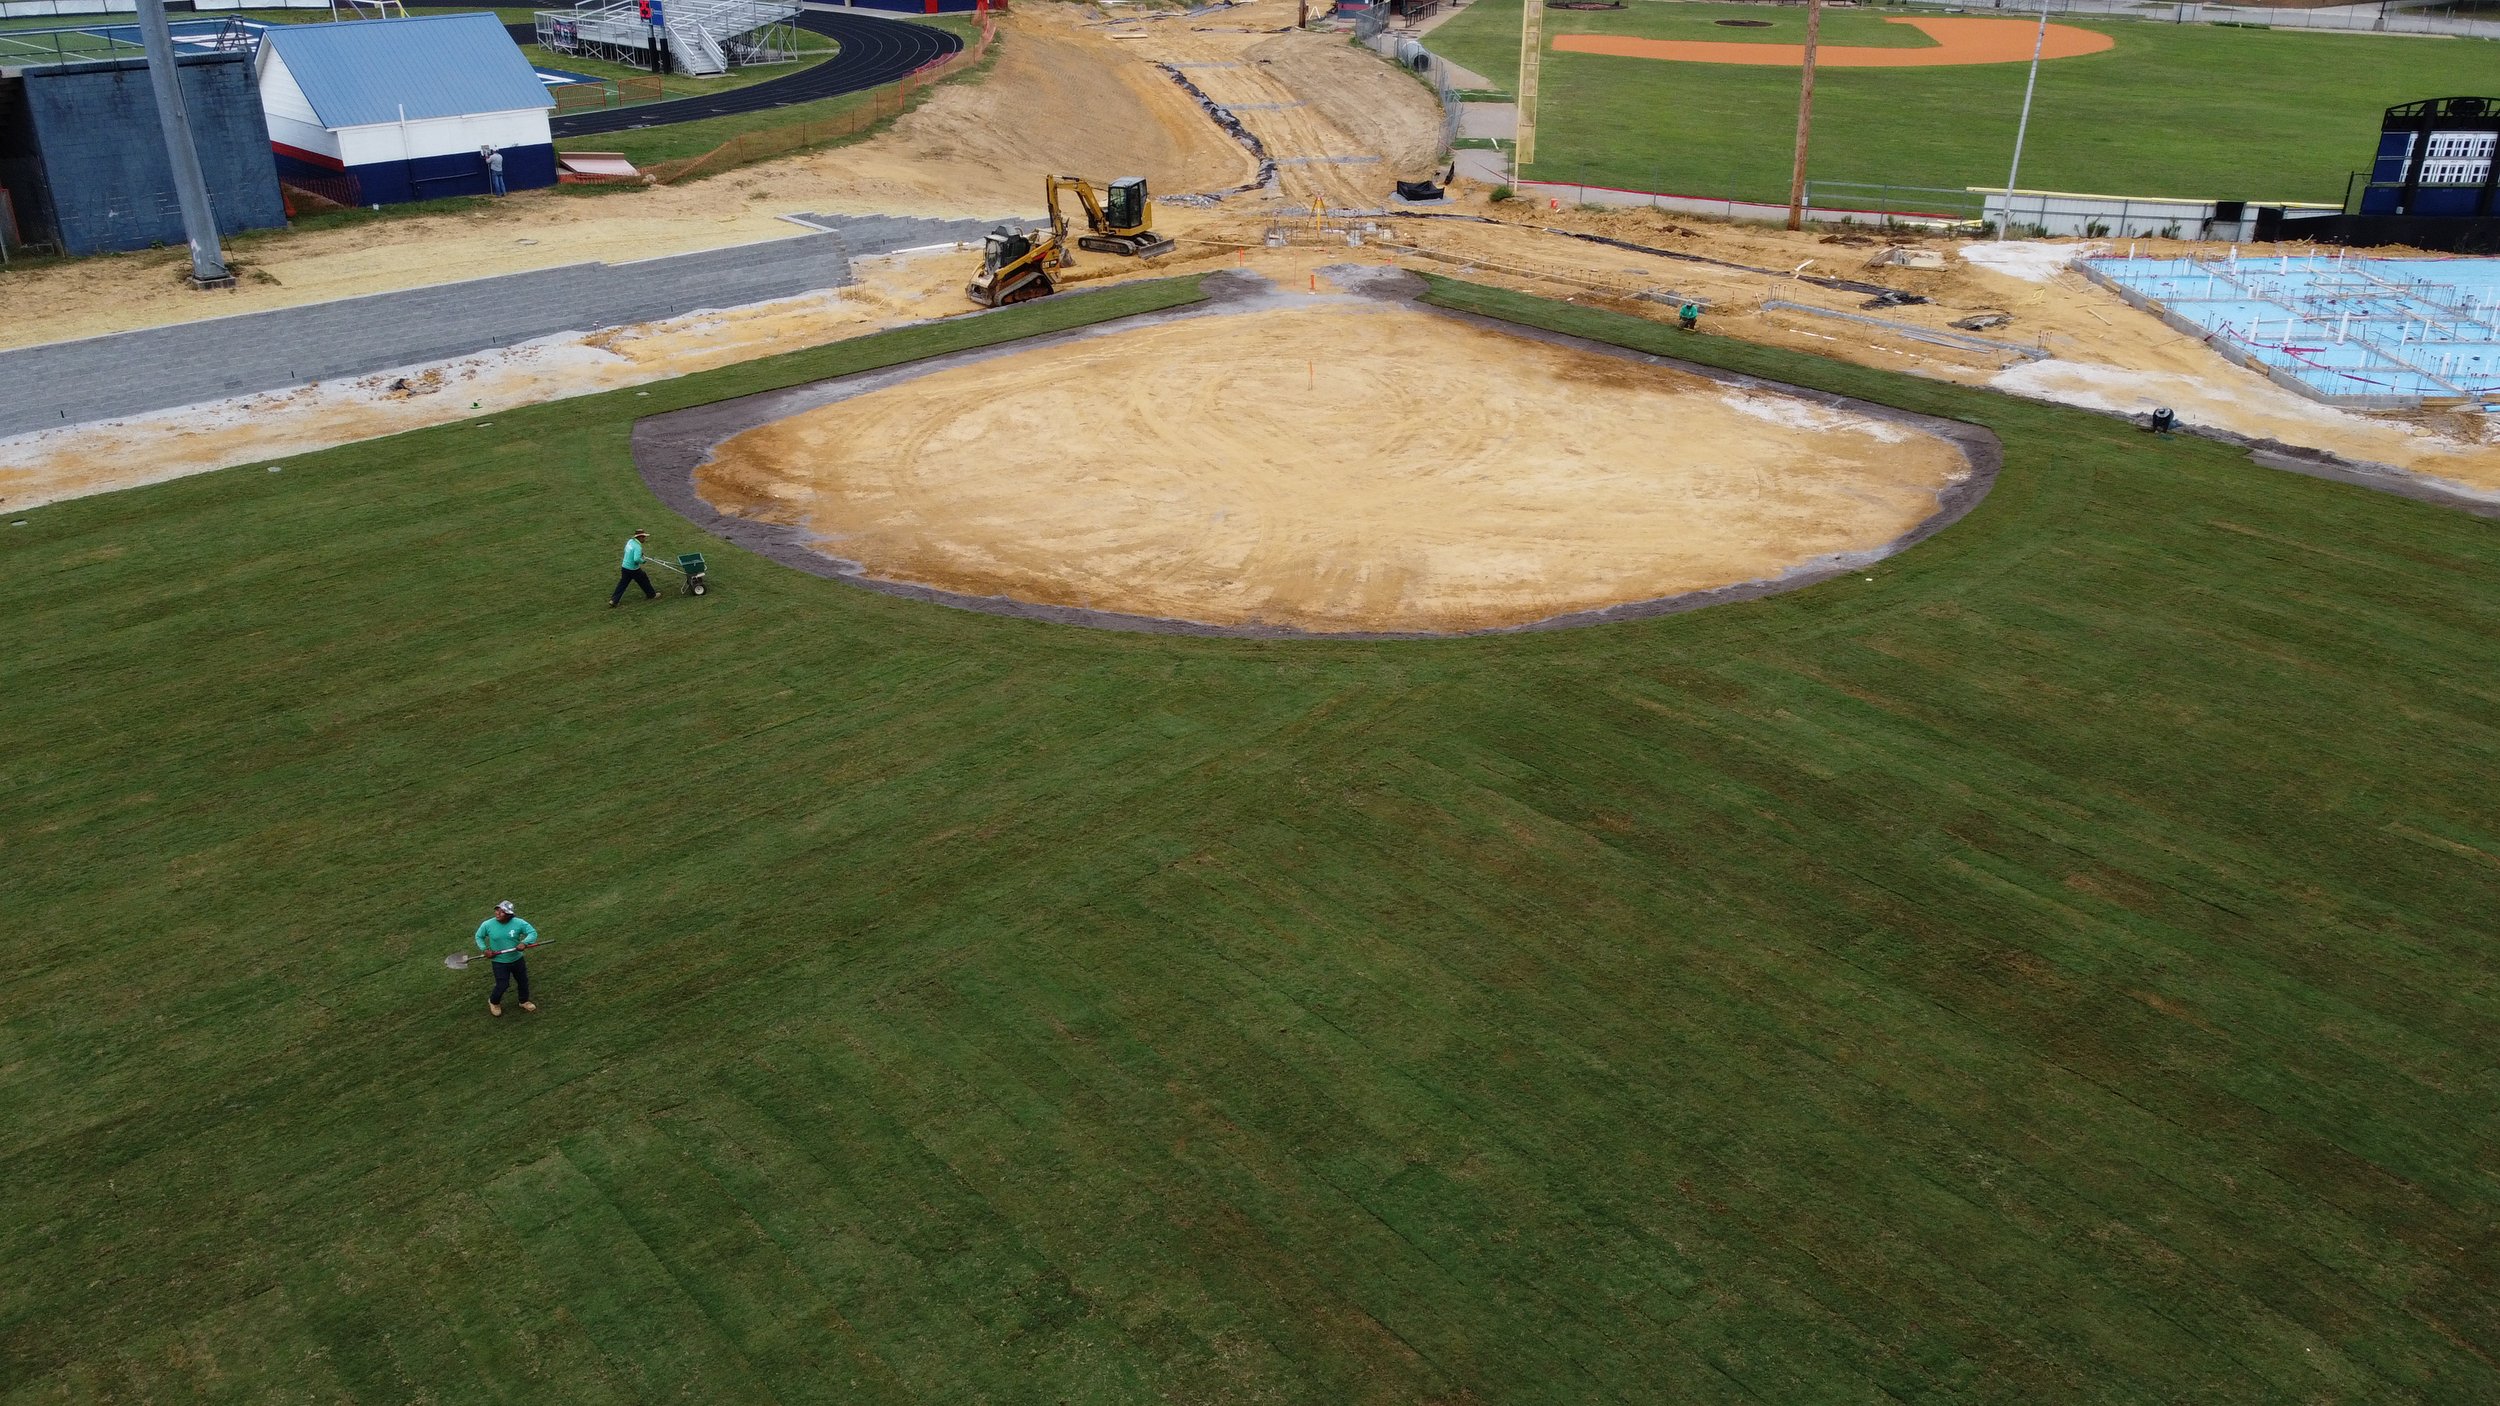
[1360,29,1462,157]
[1897,0,2500,39]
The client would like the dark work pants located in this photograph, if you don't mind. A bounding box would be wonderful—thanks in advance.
[612,567,656,603]
[490,957,531,1005]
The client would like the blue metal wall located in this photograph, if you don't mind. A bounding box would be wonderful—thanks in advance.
[276,141,556,206]
[16,53,286,256]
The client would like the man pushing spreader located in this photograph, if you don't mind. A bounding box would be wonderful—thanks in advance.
[611,530,657,607]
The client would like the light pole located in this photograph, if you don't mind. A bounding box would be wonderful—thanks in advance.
[134,0,231,288]
[1997,0,2051,238]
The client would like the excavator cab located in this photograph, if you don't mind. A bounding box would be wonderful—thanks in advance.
[1066,174,1176,259]
[1104,178,1149,233]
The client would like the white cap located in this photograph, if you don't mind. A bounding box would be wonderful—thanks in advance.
[495,900,516,914]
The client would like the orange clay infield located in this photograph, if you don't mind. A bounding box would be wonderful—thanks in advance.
[1554,17,2116,68]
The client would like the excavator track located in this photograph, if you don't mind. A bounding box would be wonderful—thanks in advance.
[1078,233,1177,259]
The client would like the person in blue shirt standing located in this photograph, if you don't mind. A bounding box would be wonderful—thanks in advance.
[474,900,540,1017]
[611,530,657,608]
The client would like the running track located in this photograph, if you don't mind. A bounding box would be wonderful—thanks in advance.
[548,11,962,138]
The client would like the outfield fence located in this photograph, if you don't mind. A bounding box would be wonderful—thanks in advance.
[1513,174,1976,226]
[643,13,993,185]
[1899,0,2500,40]
[1503,172,2337,239]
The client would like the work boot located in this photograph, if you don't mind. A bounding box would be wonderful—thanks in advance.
[488,1002,503,1017]
[519,1001,537,1013]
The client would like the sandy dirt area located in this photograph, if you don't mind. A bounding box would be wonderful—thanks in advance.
[760,17,1252,216]
[1555,17,2115,67]
[1243,29,1449,178]
[0,250,980,512]
[692,301,1969,633]
[0,11,1247,352]
[1102,0,1449,208]
[9,0,2499,514]
[1231,203,2500,495]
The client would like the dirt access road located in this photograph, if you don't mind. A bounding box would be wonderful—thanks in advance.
[0,8,1253,352]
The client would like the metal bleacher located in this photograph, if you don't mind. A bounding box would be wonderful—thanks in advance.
[535,0,801,78]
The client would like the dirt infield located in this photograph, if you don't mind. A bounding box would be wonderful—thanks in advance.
[1554,17,2116,68]
[674,273,1988,636]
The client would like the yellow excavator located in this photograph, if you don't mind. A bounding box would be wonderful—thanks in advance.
[1050,174,1176,258]
[965,174,1174,308]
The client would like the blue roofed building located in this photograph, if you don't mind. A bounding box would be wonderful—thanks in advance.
[256,13,557,205]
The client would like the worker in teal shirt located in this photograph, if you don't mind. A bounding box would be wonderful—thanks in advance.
[473,900,541,1017]
[611,529,657,607]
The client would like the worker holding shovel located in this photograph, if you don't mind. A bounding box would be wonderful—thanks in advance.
[473,900,541,1017]
[611,530,658,608]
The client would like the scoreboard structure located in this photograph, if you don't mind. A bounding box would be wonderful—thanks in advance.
[2358,96,2499,219]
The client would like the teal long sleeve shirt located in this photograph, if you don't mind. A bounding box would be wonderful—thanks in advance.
[474,916,538,964]
[622,538,645,570]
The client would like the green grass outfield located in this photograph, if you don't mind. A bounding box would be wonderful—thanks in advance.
[1428,0,2500,205]
[7,274,2500,1400]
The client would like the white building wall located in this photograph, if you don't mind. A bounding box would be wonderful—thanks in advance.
[254,45,343,161]
[334,109,553,167]
[263,112,338,160]
[256,48,319,127]
[1976,189,2341,241]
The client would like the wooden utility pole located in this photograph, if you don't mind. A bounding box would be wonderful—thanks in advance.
[1785,0,1824,231]
[1516,0,1543,169]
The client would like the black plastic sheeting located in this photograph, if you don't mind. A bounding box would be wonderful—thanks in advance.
[1394,179,1445,201]
[1156,65,1277,203]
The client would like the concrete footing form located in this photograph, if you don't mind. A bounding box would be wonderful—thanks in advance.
[2083,253,2500,412]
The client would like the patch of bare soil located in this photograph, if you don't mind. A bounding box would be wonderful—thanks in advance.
[695,301,1970,633]
[1242,30,1446,176]
[778,17,1252,213]
[0,11,1245,352]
